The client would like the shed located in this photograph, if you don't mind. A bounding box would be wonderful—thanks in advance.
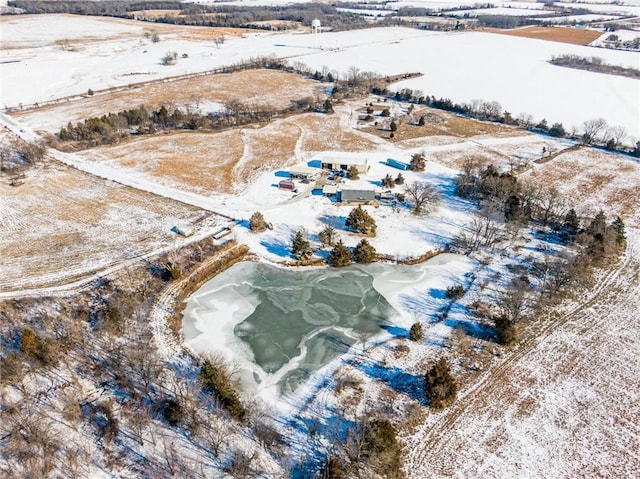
[386,158,410,171]
[288,165,317,180]
[321,155,370,174]
[340,188,376,203]
[174,224,194,237]
[322,184,338,196]
[278,179,296,190]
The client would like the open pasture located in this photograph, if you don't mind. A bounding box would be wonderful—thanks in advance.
[13,69,326,134]
[74,110,380,195]
[0,159,222,292]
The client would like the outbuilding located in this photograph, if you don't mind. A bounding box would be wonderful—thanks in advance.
[340,188,376,204]
[278,179,297,191]
[386,158,410,170]
[321,155,370,174]
[288,165,317,180]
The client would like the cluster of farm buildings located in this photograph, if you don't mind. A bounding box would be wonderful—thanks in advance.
[277,153,410,205]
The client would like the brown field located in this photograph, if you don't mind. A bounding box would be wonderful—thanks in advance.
[0,160,222,291]
[521,147,640,219]
[76,111,380,195]
[483,26,602,45]
[360,106,520,144]
[14,69,325,133]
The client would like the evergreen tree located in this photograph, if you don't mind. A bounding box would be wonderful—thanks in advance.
[409,322,423,342]
[389,120,398,132]
[504,195,522,223]
[563,208,580,240]
[291,230,312,261]
[549,122,566,137]
[425,358,457,409]
[588,210,607,236]
[394,173,405,185]
[324,99,334,114]
[495,315,517,345]
[611,216,626,246]
[418,115,425,126]
[327,240,352,267]
[346,206,376,236]
[249,211,266,232]
[347,165,360,180]
[351,239,377,263]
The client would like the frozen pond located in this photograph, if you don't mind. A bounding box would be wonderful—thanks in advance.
[183,254,473,400]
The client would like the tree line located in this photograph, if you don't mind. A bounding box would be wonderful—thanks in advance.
[454,160,627,344]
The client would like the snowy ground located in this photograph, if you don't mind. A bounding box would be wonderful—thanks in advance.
[1,13,639,478]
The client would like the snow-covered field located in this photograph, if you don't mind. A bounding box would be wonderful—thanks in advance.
[2,17,638,140]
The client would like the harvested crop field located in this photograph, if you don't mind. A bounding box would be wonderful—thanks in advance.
[483,26,603,45]
[0,160,221,292]
[14,69,326,133]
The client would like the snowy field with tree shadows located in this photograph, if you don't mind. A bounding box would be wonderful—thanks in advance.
[183,254,473,402]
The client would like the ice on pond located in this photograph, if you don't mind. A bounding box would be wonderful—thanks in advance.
[183,254,473,400]
[184,262,398,396]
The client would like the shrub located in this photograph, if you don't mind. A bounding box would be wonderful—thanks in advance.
[409,322,423,342]
[381,173,395,188]
[409,153,426,172]
[381,108,390,117]
[394,173,404,185]
[347,165,360,180]
[327,240,352,267]
[351,239,377,263]
[161,398,184,427]
[0,352,24,384]
[425,357,457,409]
[199,359,246,422]
[494,315,517,345]
[249,211,266,232]
[318,224,336,247]
[389,120,398,132]
[445,285,465,300]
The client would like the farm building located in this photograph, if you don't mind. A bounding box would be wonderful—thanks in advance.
[386,158,410,170]
[321,155,370,174]
[288,165,317,180]
[340,188,376,204]
[278,179,297,191]
[322,184,338,196]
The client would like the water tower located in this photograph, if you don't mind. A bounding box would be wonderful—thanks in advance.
[311,18,321,48]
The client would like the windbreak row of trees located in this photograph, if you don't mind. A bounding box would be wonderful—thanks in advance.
[57,98,317,148]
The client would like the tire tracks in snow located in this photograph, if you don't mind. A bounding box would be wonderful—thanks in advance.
[406,249,634,471]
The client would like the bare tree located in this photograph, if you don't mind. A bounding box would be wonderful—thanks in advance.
[454,217,504,251]
[404,182,441,215]
[582,118,607,144]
